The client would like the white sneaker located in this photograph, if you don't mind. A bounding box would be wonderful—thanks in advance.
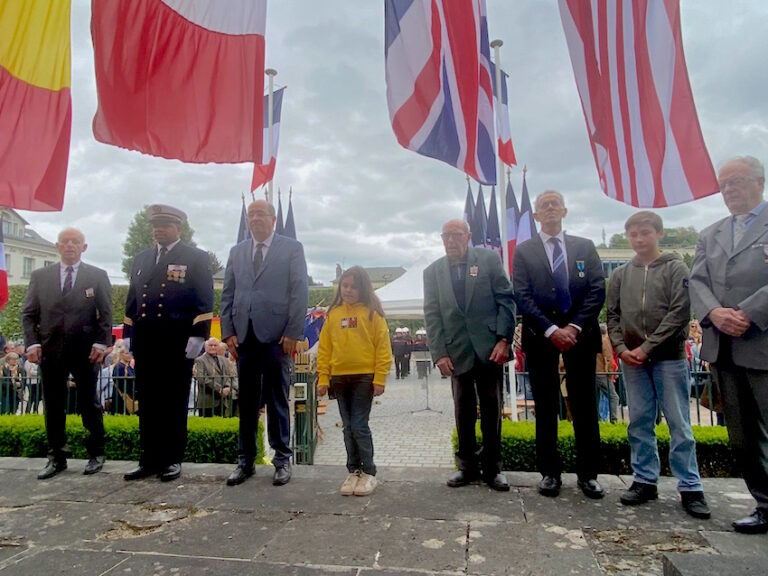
[340,471,360,496]
[353,472,377,496]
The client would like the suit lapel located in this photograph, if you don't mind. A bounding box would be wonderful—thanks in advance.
[714,217,734,256]
[732,206,768,257]
[564,234,579,284]
[254,235,281,283]
[464,249,478,310]
[437,257,461,313]
[70,262,87,296]
[531,235,552,277]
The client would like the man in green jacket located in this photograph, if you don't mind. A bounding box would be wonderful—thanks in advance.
[607,211,710,519]
[423,219,516,491]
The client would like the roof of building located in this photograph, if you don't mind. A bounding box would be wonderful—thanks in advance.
[22,228,55,248]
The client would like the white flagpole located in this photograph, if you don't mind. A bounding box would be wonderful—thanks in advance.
[265,68,277,205]
[490,39,509,278]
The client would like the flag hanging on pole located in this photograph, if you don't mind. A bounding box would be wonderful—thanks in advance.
[516,172,535,246]
[276,192,285,236]
[252,87,285,190]
[91,0,267,164]
[489,62,517,166]
[486,186,502,255]
[471,185,488,248]
[0,219,8,310]
[284,189,297,240]
[0,0,72,211]
[505,179,520,275]
[463,180,475,234]
[236,196,249,244]
[384,0,497,184]
[558,0,718,207]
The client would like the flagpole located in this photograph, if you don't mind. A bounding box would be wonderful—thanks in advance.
[490,39,509,278]
[265,68,277,205]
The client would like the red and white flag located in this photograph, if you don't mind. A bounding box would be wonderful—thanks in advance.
[490,62,516,166]
[558,0,718,207]
[91,0,267,164]
[0,220,8,310]
[251,88,285,190]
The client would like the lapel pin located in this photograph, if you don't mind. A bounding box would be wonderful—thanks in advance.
[469,265,478,277]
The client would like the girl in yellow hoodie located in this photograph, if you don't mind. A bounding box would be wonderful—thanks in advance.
[317,266,392,496]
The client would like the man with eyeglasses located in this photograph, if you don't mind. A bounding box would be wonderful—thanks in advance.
[512,191,606,499]
[423,219,515,491]
[690,155,768,534]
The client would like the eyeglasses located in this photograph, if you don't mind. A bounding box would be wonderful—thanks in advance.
[718,176,757,191]
[441,232,468,241]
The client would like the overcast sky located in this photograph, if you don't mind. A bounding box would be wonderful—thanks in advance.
[21,0,768,285]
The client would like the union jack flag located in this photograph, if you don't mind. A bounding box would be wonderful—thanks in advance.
[385,0,496,185]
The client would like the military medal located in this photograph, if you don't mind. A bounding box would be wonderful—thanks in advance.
[576,260,585,278]
[469,265,478,277]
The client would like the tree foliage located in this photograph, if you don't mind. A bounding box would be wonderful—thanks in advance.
[609,226,698,249]
[120,207,197,277]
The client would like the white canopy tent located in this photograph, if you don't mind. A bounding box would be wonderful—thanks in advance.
[375,257,431,319]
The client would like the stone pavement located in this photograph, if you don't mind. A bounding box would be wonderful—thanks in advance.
[1,457,766,575]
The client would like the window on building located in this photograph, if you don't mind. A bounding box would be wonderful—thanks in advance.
[4,254,10,275]
[23,257,34,278]
[2,220,11,238]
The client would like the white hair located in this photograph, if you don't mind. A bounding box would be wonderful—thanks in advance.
[534,190,566,210]
[720,155,764,180]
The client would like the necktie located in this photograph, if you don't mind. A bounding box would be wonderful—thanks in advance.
[214,356,220,370]
[62,266,73,295]
[157,245,168,264]
[733,214,747,248]
[253,243,265,274]
[550,238,572,313]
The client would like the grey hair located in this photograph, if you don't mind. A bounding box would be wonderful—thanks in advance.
[534,190,566,210]
[720,156,764,180]
[57,227,85,243]
[442,218,470,234]
[248,200,276,217]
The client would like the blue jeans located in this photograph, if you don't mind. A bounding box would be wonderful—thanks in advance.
[332,374,376,476]
[622,359,702,491]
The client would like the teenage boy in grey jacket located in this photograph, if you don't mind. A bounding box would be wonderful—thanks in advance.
[606,211,710,519]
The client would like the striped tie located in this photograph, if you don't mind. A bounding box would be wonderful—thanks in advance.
[550,238,571,313]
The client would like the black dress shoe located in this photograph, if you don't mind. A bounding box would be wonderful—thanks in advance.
[160,463,182,482]
[577,478,605,499]
[273,463,292,486]
[538,475,562,497]
[486,473,510,492]
[38,459,67,480]
[620,481,658,505]
[681,491,711,519]
[733,509,768,534]
[83,456,105,475]
[227,465,254,486]
[124,465,156,481]
[446,469,477,488]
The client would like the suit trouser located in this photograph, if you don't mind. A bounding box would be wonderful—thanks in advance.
[237,324,292,468]
[41,345,104,460]
[526,337,600,480]
[451,357,503,477]
[712,358,768,511]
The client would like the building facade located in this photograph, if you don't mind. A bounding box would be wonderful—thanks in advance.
[1,209,59,286]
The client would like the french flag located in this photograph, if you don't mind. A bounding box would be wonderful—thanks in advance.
[252,88,285,190]
[472,185,488,248]
[0,220,8,310]
[385,0,497,185]
[516,173,536,246]
[490,61,517,166]
[486,185,502,257]
[463,181,475,233]
[505,180,520,275]
[92,0,267,164]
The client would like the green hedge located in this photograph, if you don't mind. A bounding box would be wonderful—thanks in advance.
[457,420,736,477]
[0,414,264,464]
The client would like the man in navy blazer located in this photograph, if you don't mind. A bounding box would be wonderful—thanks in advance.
[221,199,309,487]
[513,190,606,499]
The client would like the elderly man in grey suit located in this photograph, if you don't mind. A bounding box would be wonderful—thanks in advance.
[423,219,516,491]
[22,228,112,479]
[221,199,309,487]
[690,155,768,534]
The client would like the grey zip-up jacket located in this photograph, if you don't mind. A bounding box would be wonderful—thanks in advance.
[606,252,690,361]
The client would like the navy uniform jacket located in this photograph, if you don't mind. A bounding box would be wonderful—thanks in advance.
[123,242,213,350]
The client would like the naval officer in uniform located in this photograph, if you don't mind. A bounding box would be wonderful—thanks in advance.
[123,205,214,481]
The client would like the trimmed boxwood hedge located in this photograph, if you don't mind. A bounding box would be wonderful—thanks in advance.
[457,420,737,477]
[0,415,264,464]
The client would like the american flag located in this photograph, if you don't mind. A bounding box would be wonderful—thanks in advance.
[385,0,496,185]
[558,0,718,207]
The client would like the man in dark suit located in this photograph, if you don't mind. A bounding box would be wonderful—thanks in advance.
[221,199,308,487]
[513,190,606,499]
[122,205,213,482]
[690,156,768,534]
[423,219,515,491]
[22,228,112,479]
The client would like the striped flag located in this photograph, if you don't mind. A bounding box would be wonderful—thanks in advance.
[276,193,285,236]
[558,0,717,207]
[385,0,497,185]
[0,219,8,310]
[0,0,71,211]
[236,197,249,244]
[463,181,475,233]
[472,185,488,248]
[92,0,267,164]
[486,186,502,256]
[516,173,535,246]
[505,180,520,275]
[284,190,297,240]
[252,87,285,190]
[490,62,517,166]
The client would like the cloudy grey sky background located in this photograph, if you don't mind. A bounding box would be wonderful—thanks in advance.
[21,0,768,284]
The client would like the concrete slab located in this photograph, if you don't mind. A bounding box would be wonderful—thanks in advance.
[663,552,768,576]
[119,554,359,575]
[376,517,467,572]
[0,549,126,575]
[701,529,768,556]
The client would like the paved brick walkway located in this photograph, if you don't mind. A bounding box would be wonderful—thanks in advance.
[313,364,457,468]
